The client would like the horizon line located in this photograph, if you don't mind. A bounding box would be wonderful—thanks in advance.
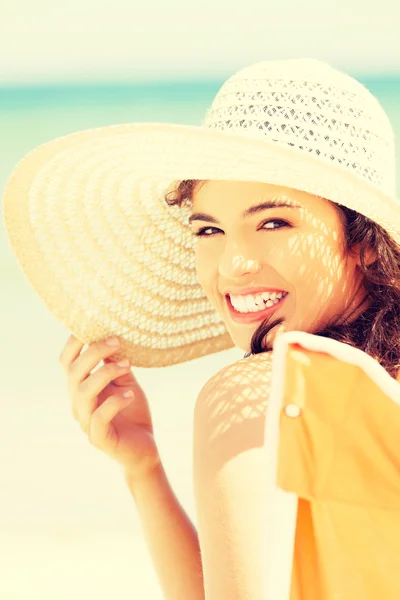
[1,75,400,90]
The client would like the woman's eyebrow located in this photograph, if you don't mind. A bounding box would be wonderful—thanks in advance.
[188,199,300,225]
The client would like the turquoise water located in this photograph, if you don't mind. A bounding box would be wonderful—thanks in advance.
[0,77,399,600]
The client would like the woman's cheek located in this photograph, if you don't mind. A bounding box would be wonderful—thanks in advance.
[195,243,215,291]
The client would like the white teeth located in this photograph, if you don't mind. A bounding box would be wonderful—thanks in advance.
[235,296,247,312]
[245,296,254,310]
[229,291,286,313]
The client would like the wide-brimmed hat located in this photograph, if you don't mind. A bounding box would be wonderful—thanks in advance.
[2,58,398,367]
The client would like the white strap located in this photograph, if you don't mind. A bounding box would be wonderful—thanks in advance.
[263,334,298,600]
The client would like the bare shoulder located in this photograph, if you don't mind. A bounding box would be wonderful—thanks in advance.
[195,351,274,413]
[194,352,274,465]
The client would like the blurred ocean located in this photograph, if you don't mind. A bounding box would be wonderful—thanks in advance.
[0,77,399,599]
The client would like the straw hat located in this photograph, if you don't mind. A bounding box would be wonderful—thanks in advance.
[2,58,398,367]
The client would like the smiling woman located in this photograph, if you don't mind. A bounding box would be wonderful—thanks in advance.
[165,179,400,379]
[3,57,400,600]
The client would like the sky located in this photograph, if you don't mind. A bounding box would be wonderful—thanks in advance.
[1,0,400,84]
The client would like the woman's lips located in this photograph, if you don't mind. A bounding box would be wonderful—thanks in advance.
[225,293,287,324]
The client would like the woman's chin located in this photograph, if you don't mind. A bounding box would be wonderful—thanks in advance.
[226,332,251,354]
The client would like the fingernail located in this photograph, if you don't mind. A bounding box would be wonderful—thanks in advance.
[106,337,120,347]
[123,390,134,398]
[117,360,130,368]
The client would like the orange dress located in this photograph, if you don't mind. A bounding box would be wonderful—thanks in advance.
[273,334,400,599]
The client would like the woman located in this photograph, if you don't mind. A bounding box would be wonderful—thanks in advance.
[166,178,400,377]
[3,58,400,599]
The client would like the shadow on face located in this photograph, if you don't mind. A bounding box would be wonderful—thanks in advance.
[190,180,366,351]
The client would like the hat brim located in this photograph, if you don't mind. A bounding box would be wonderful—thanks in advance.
[3,122,400,367]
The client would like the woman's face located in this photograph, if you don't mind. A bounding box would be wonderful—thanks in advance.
[190,180,368,353]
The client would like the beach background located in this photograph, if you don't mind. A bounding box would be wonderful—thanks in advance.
[1,2,400,598]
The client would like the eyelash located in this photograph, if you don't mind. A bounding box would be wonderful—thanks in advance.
[193,219,291,237]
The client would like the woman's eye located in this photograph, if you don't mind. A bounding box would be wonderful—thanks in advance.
[193,219,290,237]
[261,219,290,230]
[193,226,221,237]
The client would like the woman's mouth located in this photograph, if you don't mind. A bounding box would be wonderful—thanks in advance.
[225,292,288,324]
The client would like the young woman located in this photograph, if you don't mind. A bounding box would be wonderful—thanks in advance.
[3,58,400,599]
[166,178,400,379]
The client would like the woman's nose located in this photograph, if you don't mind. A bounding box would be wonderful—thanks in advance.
[218,246,262,278]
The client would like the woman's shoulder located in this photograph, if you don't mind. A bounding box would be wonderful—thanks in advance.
[193,351,274,480]
[198,351,274,398]
[194,351,274,427]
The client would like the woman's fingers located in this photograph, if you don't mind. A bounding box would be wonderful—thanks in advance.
[58,334,85,374]
[75,360,131,428]
[67,337,122,391]
[59,334,127,423]
[58,335,157,476]
[88,394,135,448]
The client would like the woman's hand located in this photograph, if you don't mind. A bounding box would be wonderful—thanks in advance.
[59,334,161,481]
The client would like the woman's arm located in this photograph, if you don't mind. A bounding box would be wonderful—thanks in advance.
[124,462,205,600]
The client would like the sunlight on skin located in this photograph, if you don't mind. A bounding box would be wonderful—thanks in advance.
[194,352,273,450]
[190,180,370,353]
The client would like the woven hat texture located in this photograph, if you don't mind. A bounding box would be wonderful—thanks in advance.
[2,57,399,367]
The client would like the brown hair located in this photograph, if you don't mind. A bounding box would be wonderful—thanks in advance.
[165,180,400,379]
